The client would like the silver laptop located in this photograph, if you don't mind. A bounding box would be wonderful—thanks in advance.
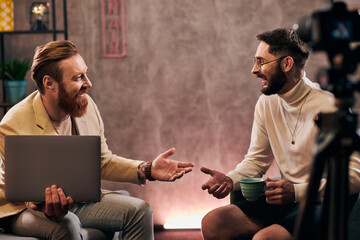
[5,135,101,202]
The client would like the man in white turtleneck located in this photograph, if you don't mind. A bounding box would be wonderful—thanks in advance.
[200,28,360,240]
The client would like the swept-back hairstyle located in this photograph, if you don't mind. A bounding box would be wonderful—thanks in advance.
[31,40,78,94]
[257,28,309,68]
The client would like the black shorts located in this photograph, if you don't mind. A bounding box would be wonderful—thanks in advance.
[232,194,358,235]
[232,195,300,233]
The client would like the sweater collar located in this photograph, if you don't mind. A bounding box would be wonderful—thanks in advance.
[278,72,315,106]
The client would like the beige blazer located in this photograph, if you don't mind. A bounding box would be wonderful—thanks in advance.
[0,91,143,218]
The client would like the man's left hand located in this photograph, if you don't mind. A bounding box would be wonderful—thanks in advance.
[264,178,295,205]
[151,148,195,181]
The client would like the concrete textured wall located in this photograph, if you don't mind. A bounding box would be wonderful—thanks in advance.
[5,0,358,226]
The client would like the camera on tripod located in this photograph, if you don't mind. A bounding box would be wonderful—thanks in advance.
[293,3,360,240]
[296,1,360,51]
[295,1,360,99]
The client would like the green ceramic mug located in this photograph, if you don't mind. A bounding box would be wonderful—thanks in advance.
[240,178,266,201]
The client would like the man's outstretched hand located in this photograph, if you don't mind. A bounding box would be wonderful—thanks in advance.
[201,167,233,199]
[151,148,195,181]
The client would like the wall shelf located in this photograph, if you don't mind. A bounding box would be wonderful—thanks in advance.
[0,30,67,35]
[0,0,68,114]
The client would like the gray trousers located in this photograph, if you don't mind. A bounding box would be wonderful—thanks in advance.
[9,193,154,240]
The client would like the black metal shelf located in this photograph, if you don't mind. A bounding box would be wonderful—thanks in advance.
[0,30,66,35]
[0,0,68,114]
[0,102,14,108]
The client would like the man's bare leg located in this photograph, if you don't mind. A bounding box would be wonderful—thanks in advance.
[201,204,265,240]
[252,224,294,240]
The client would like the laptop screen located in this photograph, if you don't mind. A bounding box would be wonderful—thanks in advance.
[5,135,101,202]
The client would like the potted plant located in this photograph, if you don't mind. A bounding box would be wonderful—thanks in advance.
[0,59,31,103]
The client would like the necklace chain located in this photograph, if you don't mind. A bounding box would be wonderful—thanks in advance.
[284,89,312,145]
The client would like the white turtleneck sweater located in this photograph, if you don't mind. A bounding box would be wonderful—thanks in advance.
[227,74,360,202]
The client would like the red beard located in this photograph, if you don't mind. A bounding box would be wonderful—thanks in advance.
[58,83,88,118]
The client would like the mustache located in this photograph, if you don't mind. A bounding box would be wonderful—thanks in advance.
[254,72,266,79]
[78,86,89,95]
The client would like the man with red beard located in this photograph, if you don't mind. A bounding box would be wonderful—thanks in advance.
[0,40,194,240]
[200,28,360,240]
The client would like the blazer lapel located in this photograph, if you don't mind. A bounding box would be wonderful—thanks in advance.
[31,91,90,135]
[72,117,89,135]
[32,92,57,135]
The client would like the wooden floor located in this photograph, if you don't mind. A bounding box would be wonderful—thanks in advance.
[154,229,202,240]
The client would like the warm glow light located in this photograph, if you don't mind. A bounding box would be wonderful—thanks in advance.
[32,4,47,16]
[164,210,209,229]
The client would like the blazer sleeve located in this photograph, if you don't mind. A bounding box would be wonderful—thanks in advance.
[85,97,144,184]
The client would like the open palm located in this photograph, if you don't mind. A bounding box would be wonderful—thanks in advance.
[151,148,194,181]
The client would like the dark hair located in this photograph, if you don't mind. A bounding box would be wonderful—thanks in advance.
[257,28,309,68]
[31,40,78,94]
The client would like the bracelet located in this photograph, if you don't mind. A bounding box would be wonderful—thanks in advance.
[144,162,155,181]
[137,163,146,185]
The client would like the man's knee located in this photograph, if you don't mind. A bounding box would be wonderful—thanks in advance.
[140,200,152,215]
[201,206,233,240]
[122,198,154,239]
[124,197,153,229]
[202,205,265,240]
[133,199,153,219]
[52,212,83,240]
[201,210,213,237]
[252,224,293,240]
[252,230,269,240]
[51,225,74,240]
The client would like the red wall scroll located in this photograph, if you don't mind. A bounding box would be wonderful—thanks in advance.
[101,0,126,58]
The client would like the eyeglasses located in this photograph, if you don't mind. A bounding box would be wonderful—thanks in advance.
[253,56,286,70]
